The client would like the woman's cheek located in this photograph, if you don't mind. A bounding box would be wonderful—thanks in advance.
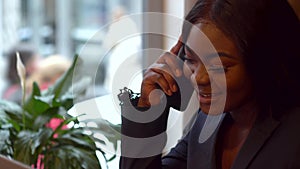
[183,63,192,79]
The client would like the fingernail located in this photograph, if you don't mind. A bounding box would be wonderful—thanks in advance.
[176,69,181,77]
[172,85,177,92]
[168,90,172,96]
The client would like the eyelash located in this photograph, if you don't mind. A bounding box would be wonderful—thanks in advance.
[182,55,228,72]
[182,55,196,65]
[184,59,196,65]
[207,65,228,72]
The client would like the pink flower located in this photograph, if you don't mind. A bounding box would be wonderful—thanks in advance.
[46,118,68,138]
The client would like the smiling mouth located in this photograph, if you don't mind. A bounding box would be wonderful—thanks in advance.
[200,93,211,97]
[198,92,221,104]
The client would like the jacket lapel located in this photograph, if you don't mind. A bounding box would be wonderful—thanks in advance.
[231,115,280,169]
[188,112,225,169]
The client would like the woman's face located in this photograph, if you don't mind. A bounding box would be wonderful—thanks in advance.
[183,23,254,114]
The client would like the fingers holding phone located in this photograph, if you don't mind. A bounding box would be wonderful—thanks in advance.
[138,40,184,107]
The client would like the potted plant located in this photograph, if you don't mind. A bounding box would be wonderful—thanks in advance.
[0,54,120,169]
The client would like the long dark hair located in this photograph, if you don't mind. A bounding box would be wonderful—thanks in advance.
[183,0,300,118]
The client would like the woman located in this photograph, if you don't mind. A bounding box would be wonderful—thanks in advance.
[119,0,300,168]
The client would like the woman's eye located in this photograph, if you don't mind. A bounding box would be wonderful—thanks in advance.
[182,55,196,65]
[207,65,227,72]
[185,59,195,65]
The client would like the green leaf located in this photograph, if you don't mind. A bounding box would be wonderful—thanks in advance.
[85,118,121,151]
[59,109,76,121]
[0,100,31,130]
[31,82,42,96]
[51,116,79,137]
[58,77,92,111]
[0,129,13,156]
[7,119,21,132]
[24,95,52,118]
[59,93,74,110]
[44,126,101,169]
[54,128,97,150]
[24,82,48,116]
[44,54,81,100]
[32,107,60,130]
[45,145,101,169]
[0,100,23,120]
[14,129,53,165]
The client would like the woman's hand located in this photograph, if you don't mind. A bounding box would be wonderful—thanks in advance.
[138,39,183,107]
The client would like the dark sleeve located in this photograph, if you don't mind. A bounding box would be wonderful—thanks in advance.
[120,104,190,169]
[161,133,189,169]
[118,86,192,169]
[119,101,169,169]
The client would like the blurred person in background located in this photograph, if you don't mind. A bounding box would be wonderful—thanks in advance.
[26,55,71,92]
[2,43,40,103]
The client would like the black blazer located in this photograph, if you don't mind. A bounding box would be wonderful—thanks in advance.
[120,106,300,169]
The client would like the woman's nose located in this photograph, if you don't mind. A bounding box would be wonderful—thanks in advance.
[192,65,210,86]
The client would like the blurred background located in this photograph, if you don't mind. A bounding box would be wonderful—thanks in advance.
[0,0,196,102]
[0,1,192,168]
[0,0,299,103]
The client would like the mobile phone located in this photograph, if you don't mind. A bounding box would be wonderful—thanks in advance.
[167,44,194,111]
[177,45,186,61]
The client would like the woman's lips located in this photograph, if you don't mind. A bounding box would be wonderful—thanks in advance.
[198,93,221,104]
[198,93,212,104]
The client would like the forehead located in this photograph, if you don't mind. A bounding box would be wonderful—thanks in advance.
[185,23,239,59]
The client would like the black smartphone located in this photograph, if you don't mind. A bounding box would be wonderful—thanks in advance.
[177,45,186,62]
[167,44,194,111]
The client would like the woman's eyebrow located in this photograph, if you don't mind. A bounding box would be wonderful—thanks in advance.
[185,45,236,60]
[206,52,236,60]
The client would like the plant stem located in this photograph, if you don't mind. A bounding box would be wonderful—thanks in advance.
[21,81,26,129]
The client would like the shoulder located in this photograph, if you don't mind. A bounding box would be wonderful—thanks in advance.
[249,107,300,167]
[273,107,300,146]
[267,107,300,144]
[278,107,300,131]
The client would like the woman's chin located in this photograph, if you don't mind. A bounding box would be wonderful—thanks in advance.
[200,103,226,115]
